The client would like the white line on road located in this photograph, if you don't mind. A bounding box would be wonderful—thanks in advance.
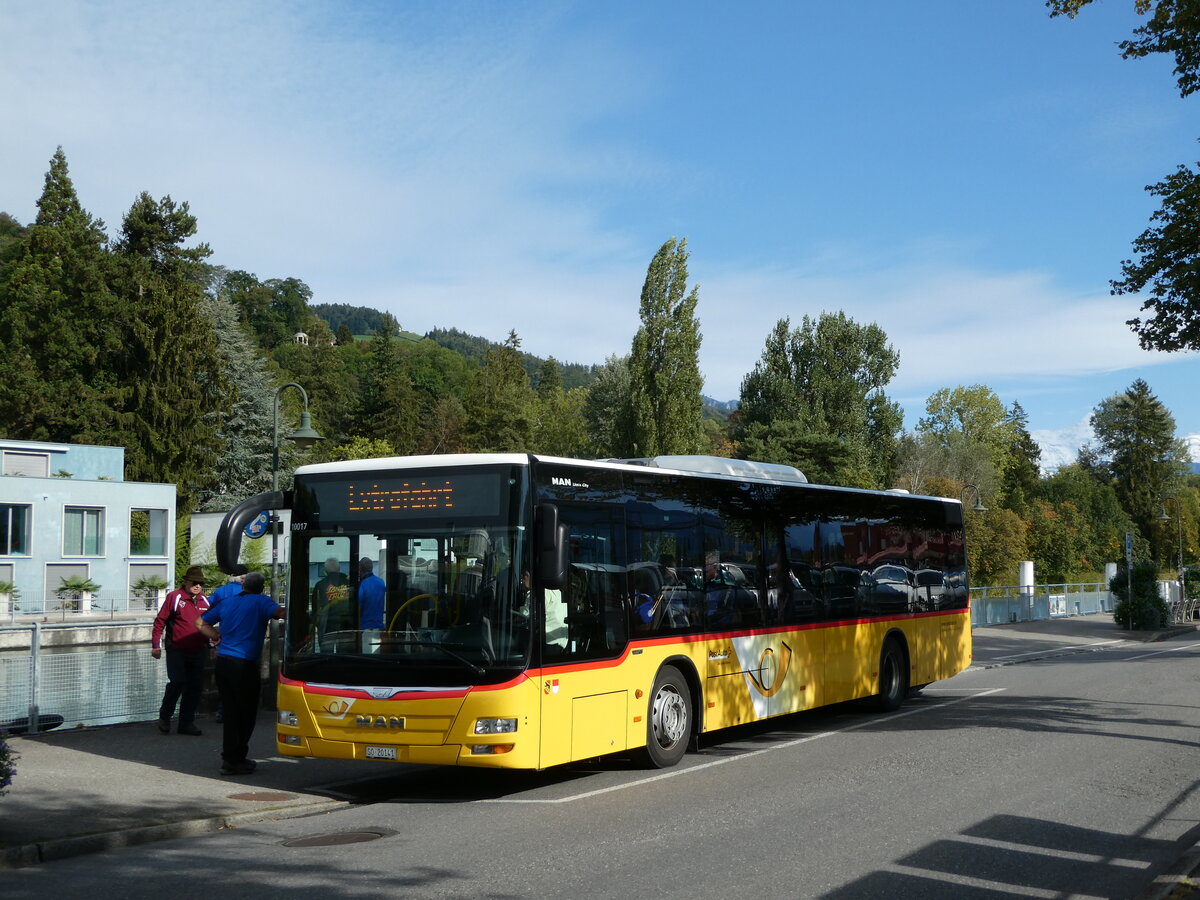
[991,639,1126,661]
[483,688,1007,805]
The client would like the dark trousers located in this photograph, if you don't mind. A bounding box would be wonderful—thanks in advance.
[159,649,206,726]
[214,655,262,764]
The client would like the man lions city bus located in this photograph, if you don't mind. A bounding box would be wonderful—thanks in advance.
[215,454,972,770]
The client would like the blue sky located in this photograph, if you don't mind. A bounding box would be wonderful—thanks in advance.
[3,1,1199,449]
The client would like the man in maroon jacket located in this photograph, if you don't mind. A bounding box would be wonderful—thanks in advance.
[151,566,211,735]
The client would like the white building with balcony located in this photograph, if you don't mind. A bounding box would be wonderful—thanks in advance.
[0,439,176,614]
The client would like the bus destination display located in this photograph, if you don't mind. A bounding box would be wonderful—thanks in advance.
[312,471,503,522]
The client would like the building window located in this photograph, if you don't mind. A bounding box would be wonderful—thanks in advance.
[2,451,50,477]
[0,504,31,555]
[130,508,167,556]
[65,507,104,556]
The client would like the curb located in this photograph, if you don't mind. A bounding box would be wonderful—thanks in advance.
[0,796,347,870]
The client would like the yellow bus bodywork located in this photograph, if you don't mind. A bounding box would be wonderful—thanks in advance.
[276,609,971,769]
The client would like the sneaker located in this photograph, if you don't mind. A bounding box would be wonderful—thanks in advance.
[157,719,170,735]
[177,724,203,736]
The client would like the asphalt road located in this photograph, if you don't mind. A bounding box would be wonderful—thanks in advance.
[4,629,1199,899]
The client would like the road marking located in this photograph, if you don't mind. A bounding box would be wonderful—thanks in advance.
[483,688,1006,805]
[1122,642,1200,662]
[991,639,1126,661]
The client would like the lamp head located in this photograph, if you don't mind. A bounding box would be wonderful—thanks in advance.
[288,411,324,450]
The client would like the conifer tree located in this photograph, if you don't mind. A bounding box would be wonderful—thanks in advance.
[628,238,705,456]
[463,330,534,452]
[193,274,277,510]
[1087,378,1189,545]
[109,192,225,512]
[0,148,122,443]
[358,315,418,455]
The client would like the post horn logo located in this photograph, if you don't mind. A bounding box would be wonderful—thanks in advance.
[746,642,793,698]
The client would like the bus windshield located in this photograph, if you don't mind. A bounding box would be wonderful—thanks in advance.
[282,466,531,687]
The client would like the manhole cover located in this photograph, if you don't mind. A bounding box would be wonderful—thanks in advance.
[228,792,297,802]
[283,832,387,847]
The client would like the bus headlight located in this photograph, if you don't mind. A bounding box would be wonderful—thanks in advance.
[474,717,518,735]
[278,710,298,727]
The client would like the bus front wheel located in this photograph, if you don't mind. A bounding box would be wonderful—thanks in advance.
[874,640,907,712]
[644,667,692,768]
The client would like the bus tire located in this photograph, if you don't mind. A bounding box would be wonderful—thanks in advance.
[874,639,907,712]
[643,666,692,768]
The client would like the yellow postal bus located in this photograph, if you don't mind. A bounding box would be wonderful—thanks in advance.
[215,454,972,769]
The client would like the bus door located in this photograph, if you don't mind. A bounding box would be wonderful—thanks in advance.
[536,502,631,768]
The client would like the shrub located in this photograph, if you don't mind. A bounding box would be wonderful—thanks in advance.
[1110,561,1169,630]
[0,733,17,796]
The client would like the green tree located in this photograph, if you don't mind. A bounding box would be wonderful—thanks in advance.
[358,316,419,454]
[1087,378,1189,546]
[463,330,534,452]
[1036,462,1140,576]
[1001,401,1043,515]
[531,386,591,458]
[965,505,1029,587]
[628,237,706,456]
[1026,500,1088,583]
[1112,157,1200,351]
[192,276,277,511]
[585,354,636,458]
[109,191,226,512]
[1048,1,1200,99]
[0,148,123,444]
[737,312,902,487]
[917,385,1017,503]
[1048,2,1200,351]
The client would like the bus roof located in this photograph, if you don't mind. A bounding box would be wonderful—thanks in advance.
[292,452,962,506]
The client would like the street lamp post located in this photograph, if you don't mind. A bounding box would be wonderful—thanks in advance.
[269,383,323,700]
[961,484,987,513]
[1158,500,1185,608]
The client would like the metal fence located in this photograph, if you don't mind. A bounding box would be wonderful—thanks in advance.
[968,583,1114,627]
[0,593,166,622]
[0,622,168,733]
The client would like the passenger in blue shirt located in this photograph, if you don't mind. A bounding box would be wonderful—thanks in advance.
[197,571,284,777]
[207,564,248,609]
[358,557,386,630]
[204,564,249,723]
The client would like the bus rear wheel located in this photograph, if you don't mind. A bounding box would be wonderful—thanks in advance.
[644,667,692,768]
[873,640,907,712]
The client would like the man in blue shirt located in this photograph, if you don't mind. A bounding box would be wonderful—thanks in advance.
[207,564,248,608]
[196,572,284,776]
[358,557,386,631]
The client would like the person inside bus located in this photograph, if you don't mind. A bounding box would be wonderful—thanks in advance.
[357,557,386,631]
[312,557,350,632]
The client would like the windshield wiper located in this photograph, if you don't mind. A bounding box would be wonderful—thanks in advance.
[385,640,486,676]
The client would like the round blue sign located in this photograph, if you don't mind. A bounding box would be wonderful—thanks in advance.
[244,511,270,539]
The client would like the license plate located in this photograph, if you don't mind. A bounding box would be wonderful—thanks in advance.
[365,745,397,760]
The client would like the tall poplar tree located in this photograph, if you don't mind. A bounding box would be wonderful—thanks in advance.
[110,192,225,512]
[628,237,705,457]
[0,148,122,443]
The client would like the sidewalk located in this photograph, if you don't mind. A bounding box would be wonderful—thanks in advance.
[1,613,1197,897]
[0,708,375,869]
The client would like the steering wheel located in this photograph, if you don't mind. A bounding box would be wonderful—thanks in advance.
[387,593,437,633]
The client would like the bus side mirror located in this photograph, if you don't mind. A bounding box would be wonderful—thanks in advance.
[535,503,569,590]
